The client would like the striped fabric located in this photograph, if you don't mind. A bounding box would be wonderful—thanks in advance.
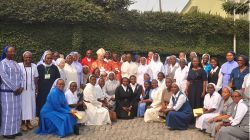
[0,59,23,135]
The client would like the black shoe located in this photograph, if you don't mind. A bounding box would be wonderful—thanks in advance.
[74,125,79,135]
[14,132,23,136]
[3,135,15,139]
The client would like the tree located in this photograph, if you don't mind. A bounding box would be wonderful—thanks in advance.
[222,1,249,15]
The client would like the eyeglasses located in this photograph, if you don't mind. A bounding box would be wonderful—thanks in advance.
[237,59,243,61]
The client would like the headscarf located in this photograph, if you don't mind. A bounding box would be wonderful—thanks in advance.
[71,51,80,61]
[55,58,65,66]
[207,83,218,92]
[50,78,64,92]
[22,51,32,57]
[37,50,52,65]
[106,72,116,81]
[164,56,170,65]
[201,53,211,64]
[1,45,11,61]
[66,81,78,91]
[223,86,233,95]
[234,90,244,97]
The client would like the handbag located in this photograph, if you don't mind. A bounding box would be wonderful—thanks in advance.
[109,110,117,122]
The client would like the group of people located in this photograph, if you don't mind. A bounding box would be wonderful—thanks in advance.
[0,45,249,140]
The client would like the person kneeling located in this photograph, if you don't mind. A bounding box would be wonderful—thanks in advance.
[36,79,78,137]
[65,81,88,124]
[164,83,193,130]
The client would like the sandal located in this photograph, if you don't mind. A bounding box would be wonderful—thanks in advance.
[26,123,33,130]
[21,124,28,131]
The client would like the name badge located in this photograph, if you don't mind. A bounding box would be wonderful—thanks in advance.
[45,74,51,79]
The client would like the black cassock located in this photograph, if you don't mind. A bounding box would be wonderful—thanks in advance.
[115,86,134,119]
[36,64,60,117]
[130,84,143,116]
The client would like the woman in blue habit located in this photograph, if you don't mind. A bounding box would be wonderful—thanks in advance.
[36,78,77,137]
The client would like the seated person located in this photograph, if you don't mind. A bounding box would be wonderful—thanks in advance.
[164,83,193,130]
[115,77,134,119]
[36,78,78,137]
[215,90,249,140]
[83,75,111,125]
[206,87,234,137]
[65,81,88,124]
[196,83,222,131]
[137,80,152,117]
[159,77,173,118]
[144,79,163,122]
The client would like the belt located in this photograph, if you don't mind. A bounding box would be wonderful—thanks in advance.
[0,89,13,92]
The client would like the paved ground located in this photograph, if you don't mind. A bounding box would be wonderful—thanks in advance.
[2,118,214,140]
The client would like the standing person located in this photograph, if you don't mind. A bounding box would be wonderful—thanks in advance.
[82,66,90,86]
[185,57,207,109]
[55,58,67,82]
[104,72,120,111]
[121,53,138,78]
[0,46,24,139]
[166,55,179,79]
[37,50,52,66]
[220,51,238,88]
[201,54,212,74]
[37,51,60,117]
[137,57,152,86]
[83,75,111,125]
[215,90,249,140]
[146,51,154,64]
[36,79,78,137]
[90,48,111,78]
[208,57,222,91]
[81,50,95,67]
[64,54,78,89]
[195,83,222,131]
[174,58,189,92]
[242,73,250,101]
[157,72,165,88]
[164,83,193,130]
[129,75,143,116]
[178,52,187,63]
[104,51,111,62]
[229,55,249,90]
[19,51,38,131]
[108,53,122,81]
[188,51,198,68]
[71,52,84,88]
[163,56,171,76]
[115,77,135,119]
[148,53,164,79]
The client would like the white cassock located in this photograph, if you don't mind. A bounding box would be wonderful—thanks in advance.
[19,63,38,120]
[64,63,78,88]
[65,88,88,124]
[148,59,164,80]
[174,66,189,92]
[196,92,222,130]
[136,64,152,86]
[121,61,138,78]
[83,83,111,125]
[144,87,163,122]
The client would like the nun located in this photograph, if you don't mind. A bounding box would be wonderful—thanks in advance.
[164,83,193,130]
[37,51,60,117]
[148,53,164,79]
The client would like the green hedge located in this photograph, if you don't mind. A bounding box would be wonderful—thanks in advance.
[0,0,248,62]
[0,23,248,62]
